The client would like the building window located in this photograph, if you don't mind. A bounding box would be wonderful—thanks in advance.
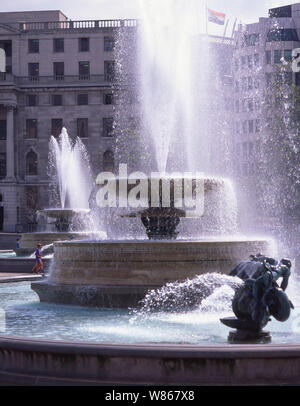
[267,29,298,42]
[52,95,63,106]
[236,122,240,134]
[242,121,247,133]
[248,99,253,112]
[3,41,12,57]
[26,119,37,138]
[235,59,239,71]
[241,56,246,67]
[242,79,247,92]
[128,116,139,130]
[274,50,282,64]
[26,186,38,210]
[235,81,239,93]
[104,61,115,81]
[104,37,115,51]
[77,94,88,105]
[248,77,253,90]
[243,33,259,47]
[235,100,239,113]
[275,73,283,86]
[79,61,90,79]
[53,38,64,53]
[28,39,39,53]
[283,71,292,85]
[248,120,254,133]
[27,95,38,106]
[79,38,89,52]
[284,49,292,62]
[103,150,114,172]
[0,120,6,140]
[265,72,272,87]
[51,119,63,137]
[265,50,271,64]
[248,142,254,156]
[254,97,260,111]
[53,62,64,80]
[104,93,114,105]
[77,118,88,138]
[242,99,246,112]
[269,5,292,18]
[103,117,114,137]
[247,55,252,68]
[0,153,6,178]
[28,63,39,78]
[254,78,259,89]
[255,119,261,133]
[243,142,248,157]
[242,142,248,157]
[254,53,259,66]
[26,150,38,176]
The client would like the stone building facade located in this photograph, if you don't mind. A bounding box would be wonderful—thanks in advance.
[0,10,136,231]
[232,3,300,228]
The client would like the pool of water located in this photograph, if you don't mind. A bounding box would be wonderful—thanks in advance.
[0,252,16,258]
[1,280,300,344]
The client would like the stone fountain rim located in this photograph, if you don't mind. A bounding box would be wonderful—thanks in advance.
[53,237,272,246]
[0,334,300,357]
[0,334,300,385]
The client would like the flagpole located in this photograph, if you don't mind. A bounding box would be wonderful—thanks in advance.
[223,19,229,39]
[205,3,208,36]
[231,18,238,39]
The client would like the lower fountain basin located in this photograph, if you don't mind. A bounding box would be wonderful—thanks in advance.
[32,237,273,307]
[0,280,300,385]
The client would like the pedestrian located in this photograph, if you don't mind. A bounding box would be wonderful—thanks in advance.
[32,243,43,274]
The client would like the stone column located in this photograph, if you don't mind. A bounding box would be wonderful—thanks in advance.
[5,105,15,181]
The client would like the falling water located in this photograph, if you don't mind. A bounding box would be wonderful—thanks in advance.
[133,273,243,315]
[48,127,92,209]
[137,0,211,173]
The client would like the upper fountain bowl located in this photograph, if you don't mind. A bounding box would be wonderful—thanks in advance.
[37,208,91,232]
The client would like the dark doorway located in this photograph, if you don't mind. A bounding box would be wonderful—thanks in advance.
[0,206,3,231]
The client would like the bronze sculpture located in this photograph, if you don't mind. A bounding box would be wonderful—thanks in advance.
[220,254,294,343]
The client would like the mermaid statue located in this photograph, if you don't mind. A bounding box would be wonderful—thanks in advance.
[220,254,294,343]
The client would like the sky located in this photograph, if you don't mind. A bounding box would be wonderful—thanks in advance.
[1,0,300,36]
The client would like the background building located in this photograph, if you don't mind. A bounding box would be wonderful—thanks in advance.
[0,10,136,231]
[232,3,300,233]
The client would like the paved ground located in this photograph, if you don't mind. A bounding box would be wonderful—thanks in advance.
[0,273,43,283]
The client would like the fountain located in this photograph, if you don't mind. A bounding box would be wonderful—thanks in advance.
[31,1,272,307]
[0,0,299,386]
[18,128,106,255]
[32,172,272,307]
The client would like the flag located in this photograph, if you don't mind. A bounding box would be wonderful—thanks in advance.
[207,8,226,26]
